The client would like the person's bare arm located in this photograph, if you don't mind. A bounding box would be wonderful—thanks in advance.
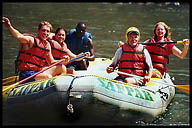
[172,39,189,59]
[85,38,95,61]
[2,17,34,47]
[7,26,33,45]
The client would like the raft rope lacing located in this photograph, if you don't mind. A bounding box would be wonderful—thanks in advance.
[64,73,171,115]
[5,73,171,104]
[62,74,171,95]
[66,75,86,114]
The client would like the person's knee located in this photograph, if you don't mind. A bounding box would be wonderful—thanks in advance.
[48,65,67,77]
[35,73,52,81]
[42,74,52,79]
[67,68,75,75]
[47,74,52,78]
[58,64,67,75]
[124,77,137,85]
[80,59,88,70]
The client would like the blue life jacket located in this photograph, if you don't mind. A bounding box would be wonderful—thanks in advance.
[65,29,93,55]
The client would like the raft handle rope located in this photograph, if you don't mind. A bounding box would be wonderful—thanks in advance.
[66,75,85,114]
[66,76,76,114]
[63,74,157,94]
[61,73,172,115]
[157,88,169,101]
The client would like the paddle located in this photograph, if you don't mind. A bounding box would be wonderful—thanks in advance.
[139,39,190,45]
[2,54,86,97]
[118,39,190,47]
[114,70,189,95]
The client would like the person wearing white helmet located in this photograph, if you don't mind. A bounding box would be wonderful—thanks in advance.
[106,27,153,86]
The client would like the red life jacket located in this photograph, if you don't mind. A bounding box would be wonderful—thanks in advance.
[118,43,147,77]
[145,38,174,75]
[17,34,50,71]
[49,40,68,60]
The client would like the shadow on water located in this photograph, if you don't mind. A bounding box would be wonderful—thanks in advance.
[3,92,156,126]
[3,104,155,126]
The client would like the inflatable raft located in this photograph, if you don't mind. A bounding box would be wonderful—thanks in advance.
[2,58,175,118]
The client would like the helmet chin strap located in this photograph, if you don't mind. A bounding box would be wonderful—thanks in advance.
[127,42,138,48]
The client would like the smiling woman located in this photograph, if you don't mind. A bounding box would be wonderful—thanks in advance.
[54,28,66,43]
[144,22,189,77]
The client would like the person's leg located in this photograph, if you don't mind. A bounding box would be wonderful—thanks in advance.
[67,68,75,75]
[47,64,67,76]
[19,70,38,83]
[66,62,77,72]
[151,68,162,78]
[114,76,124,82]
[67,65,76,70]
[79,59,88,70]
[124,77,145,86]
[35,64,67,80]
[124,77,138,85]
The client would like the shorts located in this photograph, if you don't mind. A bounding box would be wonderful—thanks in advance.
[19,70,38,83]
[66,59,89,70]
[151,68,163,78]
[115,76,144,86]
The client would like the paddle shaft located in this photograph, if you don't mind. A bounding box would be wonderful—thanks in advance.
[114,70,176,88]
[139,41,182,45]
[2,54,86,101]
[18,54,86,84]
[115,70,189,94]
[118,40,189,48]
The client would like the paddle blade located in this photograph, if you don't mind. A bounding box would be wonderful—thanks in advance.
[177,39,190,45]
[3,82,19,96]
[177,41,183,44]
[176,85,190,95]
[3,76,19,86]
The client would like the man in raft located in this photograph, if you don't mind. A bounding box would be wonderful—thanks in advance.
[65,22,95,70]
[2,17,89,83]
[106,27,153,86]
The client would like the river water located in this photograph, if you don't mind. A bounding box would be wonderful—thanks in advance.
[2,2,190,126]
